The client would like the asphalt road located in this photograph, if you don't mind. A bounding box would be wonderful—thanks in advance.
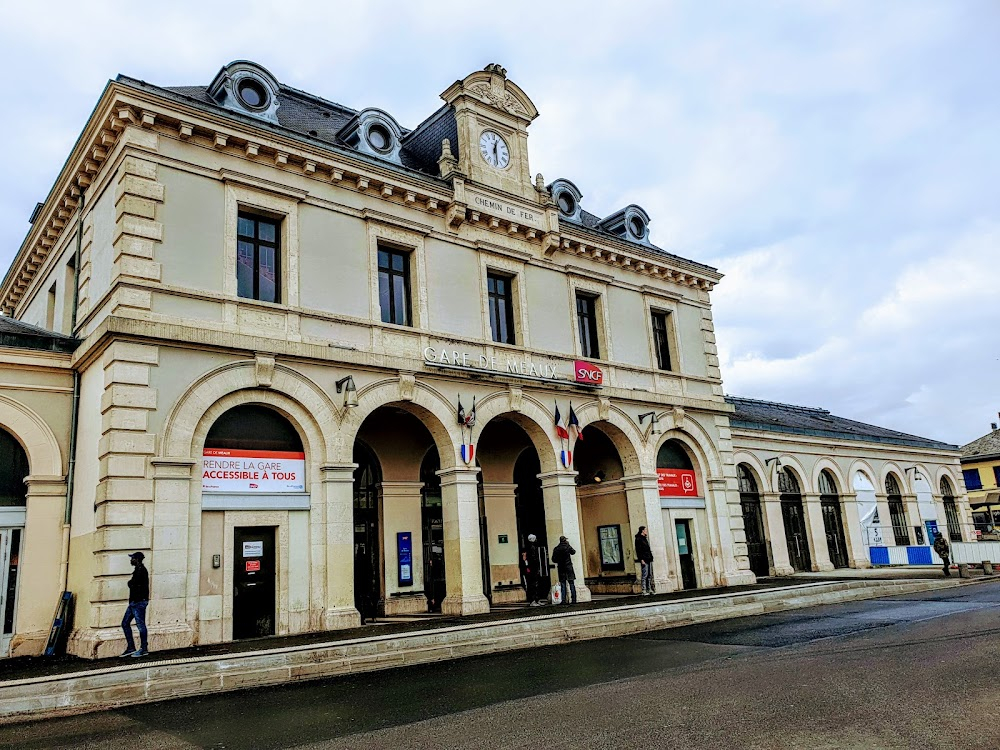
[3,581,1000,750]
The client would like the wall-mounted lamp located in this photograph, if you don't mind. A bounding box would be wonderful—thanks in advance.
[765,457,782,471]
[593,470,606,484]
[336,375,359,409]
[638,412,662,436]
[905,466,923,481]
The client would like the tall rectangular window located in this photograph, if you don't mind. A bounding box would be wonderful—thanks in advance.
[378,246,411,326]
[487,272,515,344]
[651,311,672,371]
[576,293,600,359]
[237,213,280,303]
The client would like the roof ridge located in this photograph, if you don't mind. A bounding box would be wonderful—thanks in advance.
[725,394,830,415]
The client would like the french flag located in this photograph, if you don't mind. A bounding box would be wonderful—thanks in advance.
[561,449,573,469]
[568,403,583,442]
[461,444,475,464]
[554,403,569,441]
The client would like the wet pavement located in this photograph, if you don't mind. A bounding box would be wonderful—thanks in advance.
[2,580,998,749]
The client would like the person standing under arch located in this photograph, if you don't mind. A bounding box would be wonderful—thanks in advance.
[635,526,655,595]
[551,536,577,604]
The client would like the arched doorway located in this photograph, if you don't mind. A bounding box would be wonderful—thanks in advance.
[353,442,381,621]
[575,427,630,593]
[737,464,769,577]
[658,439,699,589]
[204,404,305,639]
[0,427,27,655]
[779,468,811,571]
[886,474,910,546]
[420,448,445,612]
[819,470,848,568]
[941,477,962,542]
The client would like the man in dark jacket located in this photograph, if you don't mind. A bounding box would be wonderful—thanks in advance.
[521,533,545,606]
[635,526,654,595]
[933,532,951,577]
[551,536,577,604]
[122,551,150,657]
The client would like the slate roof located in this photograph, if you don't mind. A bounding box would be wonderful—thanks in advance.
[726,396,957,451]
[0,316,78,353]
[961,429,1000,462]
[116,64,716,275]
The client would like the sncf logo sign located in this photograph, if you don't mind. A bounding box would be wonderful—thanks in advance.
[574,360,604,386]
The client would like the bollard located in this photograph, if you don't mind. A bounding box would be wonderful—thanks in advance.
[984,561,994,576]
[959,564,971,578]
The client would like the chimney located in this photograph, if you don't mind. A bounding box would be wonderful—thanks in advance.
[993,423,998,431]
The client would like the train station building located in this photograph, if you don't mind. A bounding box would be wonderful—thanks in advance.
[0,61,971,658]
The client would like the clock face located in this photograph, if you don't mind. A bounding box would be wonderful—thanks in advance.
[479,131,510,169]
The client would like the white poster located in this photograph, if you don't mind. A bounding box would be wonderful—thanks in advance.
[202,448,306,493]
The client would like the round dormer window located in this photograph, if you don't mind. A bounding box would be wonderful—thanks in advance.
[629,215,646,239]
[557,191,576,216]
[366,123,392,153]
[236,78,269,110]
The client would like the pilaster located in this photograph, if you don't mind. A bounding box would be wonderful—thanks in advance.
[437,467,491,616]
[110,155,164,314]
[802,493,835,572]
[622,474,676,593]
[708,477,755,586]
[379,480,427,615]
[839,492,870,568]
[538,470,592,602]
[480,482,522,602]
[321,464,361,629]
[874,493,896,546]
[762,492,794,576]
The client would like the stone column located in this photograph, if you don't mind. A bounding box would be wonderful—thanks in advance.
[708,477,755,586]
[623,474,675,593]
[437,467,490,616]
[903,493,923,544]
[12,476,67,656]
[839,492,870,568]
[538,470,592,602]
[874,493,895,546]
[931,492,948,541]
[762,492,793,575]
[321,463,360,629]
[802,493,834,572]
[379,480,426,615]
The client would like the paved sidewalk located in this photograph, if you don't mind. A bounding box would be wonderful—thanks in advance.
[0,568,960,684]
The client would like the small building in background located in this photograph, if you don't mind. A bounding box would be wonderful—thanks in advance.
[960,422,1000,538]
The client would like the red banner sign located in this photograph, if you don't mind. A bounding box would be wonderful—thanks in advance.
[245,560,261,572]
[574,360,604,386]
[657,468,698,497]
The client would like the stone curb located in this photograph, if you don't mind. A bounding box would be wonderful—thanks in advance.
[0,577,977,724]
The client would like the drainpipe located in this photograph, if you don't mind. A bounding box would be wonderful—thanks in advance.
[59,191,84,593]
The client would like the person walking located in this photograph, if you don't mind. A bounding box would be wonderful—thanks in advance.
[551,535,577,605]
[933,532,952,577]
[635,525,655,595]
[122,551,150,657]
[521,533,544,606]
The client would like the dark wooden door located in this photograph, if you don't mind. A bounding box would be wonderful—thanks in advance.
[675,520,698,590]
[781,500,811,571]
[741,499,770,577]
[822,500,849,568]
[233,527,275,639]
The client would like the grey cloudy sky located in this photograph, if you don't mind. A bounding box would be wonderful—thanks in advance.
[1,1,996,446]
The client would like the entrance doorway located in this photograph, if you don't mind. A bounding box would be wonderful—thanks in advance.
[420,449,446,612]
[819,470,848,568]
[353,443,380,621]
[0,529,22,655]
[233,527,275,639]
[737,464,769,577]
[779,469,811,571]
[675,520,697,589]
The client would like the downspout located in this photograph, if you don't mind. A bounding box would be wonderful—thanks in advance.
[59,190,84,594]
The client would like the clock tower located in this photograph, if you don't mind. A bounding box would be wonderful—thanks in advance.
[441,64,539,202]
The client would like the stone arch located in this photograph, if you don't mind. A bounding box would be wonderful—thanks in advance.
[651,415,724,481]
[733,451,769,493]
[812,458,847,495]
[472,391,560,475]
[162,361,338,461]
[0,394,62,476]
[574,401,647,475]
[935,465,962,495]
[340,377,463,471]
[775,454,808,493]
[880,462,907,493]
[907,463,934,494]
[848,459,878,490]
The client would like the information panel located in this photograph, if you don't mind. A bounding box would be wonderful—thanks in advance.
[657,468,698,498]
[202,448,306,493]
[397,532,413,587]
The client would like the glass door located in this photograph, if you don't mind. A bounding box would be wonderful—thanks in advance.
[1,529,23,656]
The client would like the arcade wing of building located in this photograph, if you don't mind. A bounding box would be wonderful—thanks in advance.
[0,61,971,658]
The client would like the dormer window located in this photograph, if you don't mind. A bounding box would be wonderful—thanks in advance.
[207,61,281,124]
[236,78,269,110]
[338,108,404,165]
[548,178,584,222]
[598,204,653,247]
[558,192,576,216]
[628,215,646,241]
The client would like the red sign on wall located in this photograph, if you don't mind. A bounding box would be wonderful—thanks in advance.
[245,560,261,572]
[574,360,604,386]
[657,468,698,497]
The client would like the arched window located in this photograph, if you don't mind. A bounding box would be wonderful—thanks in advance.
[737,464,759,496]
[0,428,28,507]
[778,468,801,496]
[738,464,769,577]
[885,473,910,546]
[941,476,962,543]
[656,440,693,470]
[819,470,838,497]
[205,404,302,453]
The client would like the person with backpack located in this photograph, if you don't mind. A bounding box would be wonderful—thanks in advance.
[635,525,655,595]
[933,532,951,577]
[551,535,577,605]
